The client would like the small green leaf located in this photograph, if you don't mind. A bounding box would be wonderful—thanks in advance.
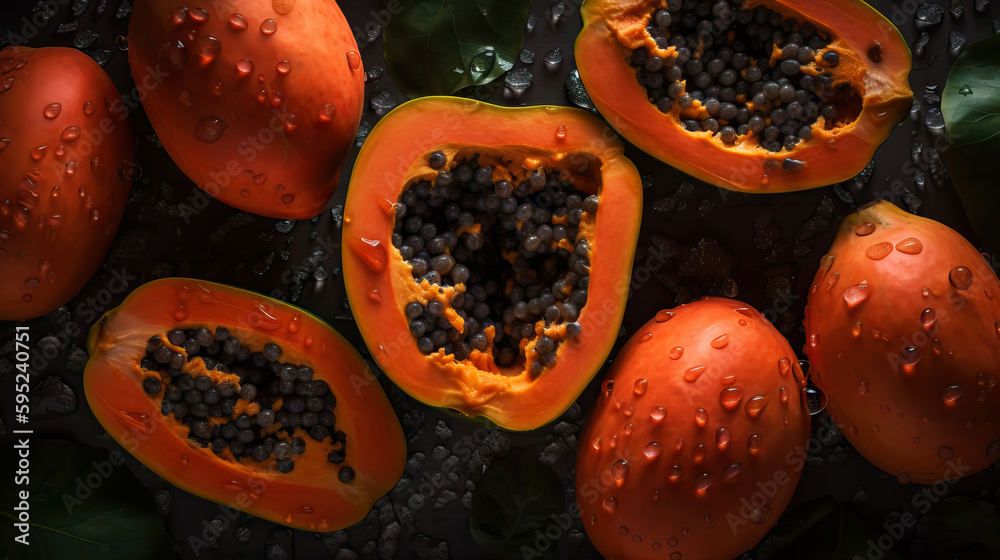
[941,33,1000,252]
[469,447,564,559]
[0,439,168,560]
[384,0,531,99]
[929,497,1000,552]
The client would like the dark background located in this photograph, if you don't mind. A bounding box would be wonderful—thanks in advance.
[1,0,999,558]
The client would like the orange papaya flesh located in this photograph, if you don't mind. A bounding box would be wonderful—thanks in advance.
[343,97,643,431]
[84,278,405,531]
[576,0,912,192]
[804,201,1000,484]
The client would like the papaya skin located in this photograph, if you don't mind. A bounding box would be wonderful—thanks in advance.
[83,278,405,531]
[342,97,643,431]
[804,201,1000,484]
[575,0,913,192]
[577,298,811,560]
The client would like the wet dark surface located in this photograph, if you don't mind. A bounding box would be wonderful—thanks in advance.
[1,0,999,559]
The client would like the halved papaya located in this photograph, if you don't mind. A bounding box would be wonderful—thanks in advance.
[83,278,405,531]
[575,0,912,192]
[342,97,642,431]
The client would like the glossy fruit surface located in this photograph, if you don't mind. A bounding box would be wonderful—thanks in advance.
[575,0,912,192]
[84,278,405,531]
[128,0,364,218]
[343,96,643,431]
[804,200,1000,483]
[577,298,811,560]
[0,46,134,321]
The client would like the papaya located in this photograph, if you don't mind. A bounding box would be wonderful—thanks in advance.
[804,201,1000,484]
[83,278,405,531]
[575,0,912,192]
[127,0,364,219]
[342,97,643,431]
[576,298,811,560]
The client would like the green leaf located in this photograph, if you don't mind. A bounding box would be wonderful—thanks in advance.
[469,447,564,559]
[0,439,168,560]
[929,497,1000,552]
[769,497,903,560]
[384,0,531,99]
[941,33,1000,253]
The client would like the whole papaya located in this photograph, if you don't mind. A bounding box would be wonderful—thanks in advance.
[577,298,811,560]
[804,200,1000,484]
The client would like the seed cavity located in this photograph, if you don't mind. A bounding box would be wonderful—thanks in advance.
[392,151,599,375]
[141,327,351,480]
[632,1,861,152]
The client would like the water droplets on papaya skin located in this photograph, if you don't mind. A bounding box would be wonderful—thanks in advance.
[716,427,730,451]
[866,242,894,260]
[195,35,221,63]
[941,385,964,405]
[261,18,278,34]
[896,237,923,254]
[720,387,743,410]
[43,102,62,119]
[843,282,870,308]
[194,116,227,143]
[228,14,248,31]
[160,39,187,70]
[949,266,973,290]
[611,459,629,484]
[855,221,876,236]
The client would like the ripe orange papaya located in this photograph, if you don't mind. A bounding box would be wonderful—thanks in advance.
[575,0,912,192]
[804,201,1000,483]
[84,278,405,530]
[577,298,811,560]
[342,97,642,430]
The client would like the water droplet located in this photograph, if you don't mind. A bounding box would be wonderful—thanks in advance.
[194,116,227,143]
[159,39,187,70]
[919,308,938,332]
[346,50,361,71]
[611,459,629,483]
[45,214,64,227]
[850,322,862,338]
[240,188,250,198]
[855,221,876,236]
[272,0,295,15]
[716,427,730,451]
[228,13,248,30]
[723,463,742,483]
[866,242,894,260]
[745,395,768,417]
[468,48,496,80]
[260,18,278,34]
[694,408,709,427]
[30,145,46,160]
[671,553,682,560]
[720,387,743,410]
[1,76,13,92]
[602,379,615,397]
[684,365,706,382]
[270,91,283,105]
[748,433,763,453]
[652,542,662,551]
[987,440,999,457]
[0,137,8,152]
[555,125,567,140]
[932,339,943,357]
[61,126,81,142]
[619,526,629,535]
[668,465,682,481]
[119,160,141,180]
[633,378,647,395]
[896,237,923,254]
[24,278,38,290]
[748,506,770,524]
[235,58,254,76]
[603,496,617,512]
[721,375,736,385]
[195,35,221,62]
[640,332,653,343]
[711,333,730,349]
[843,282,870,308]
[43,102,62,118]
[667,537,678,547]
[949,266,973,290]
[806,386,827,414]
[650,406,666,421]
[936,445,953,460]
[190,8,209,22]
[858,381,869,395]
[276,59,291,74]
[900,346,920,371]
[897,472,911,484]
[249,483,263,497]
[941,385,963,405]
[695,473,713,492]
[643,442,661,459]
[319,103,336,121]
[173,305,189,321]
[778,357,791,376]
[669,346,684,360]
[655,310,674,322]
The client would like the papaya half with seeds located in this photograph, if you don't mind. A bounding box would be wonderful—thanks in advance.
[342,96,642,431]
[804,201,1000,484]
[575,0,912,192]
[83,278,405,531]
